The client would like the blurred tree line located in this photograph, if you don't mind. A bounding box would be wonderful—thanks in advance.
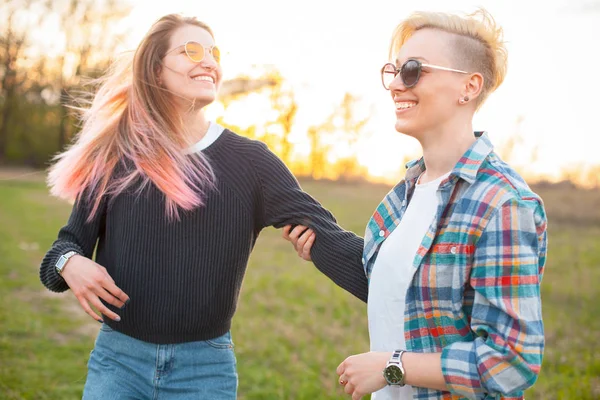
[0,0,372,182]
[216,69,372,182]
[0,0,132,165]
[8,1,594,186]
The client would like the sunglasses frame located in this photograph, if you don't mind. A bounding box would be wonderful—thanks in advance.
[381,59,469,90]
[165,40,220,64]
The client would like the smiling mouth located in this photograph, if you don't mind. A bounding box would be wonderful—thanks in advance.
[395,101,417,111]
[190,75,215,83]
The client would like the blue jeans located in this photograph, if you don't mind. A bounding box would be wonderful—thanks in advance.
[83,324,238,399]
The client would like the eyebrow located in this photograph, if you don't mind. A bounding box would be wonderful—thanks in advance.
[396,56,429,64]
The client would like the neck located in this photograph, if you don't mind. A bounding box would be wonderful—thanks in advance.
[417,118,476,184]
[177,104,210,143]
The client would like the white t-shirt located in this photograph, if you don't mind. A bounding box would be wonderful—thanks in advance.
[368,171,450,400]
[185,121,224,154]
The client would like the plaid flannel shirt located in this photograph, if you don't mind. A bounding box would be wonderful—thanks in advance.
[363,133,547,400]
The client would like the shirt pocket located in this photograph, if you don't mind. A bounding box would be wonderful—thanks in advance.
[422,242,474,304]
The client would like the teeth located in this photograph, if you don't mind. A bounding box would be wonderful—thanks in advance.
[395,102,416,110]
[192,76,214,83]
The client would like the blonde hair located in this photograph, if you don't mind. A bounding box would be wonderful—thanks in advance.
[48,14,216,221]
[389,8,508,108]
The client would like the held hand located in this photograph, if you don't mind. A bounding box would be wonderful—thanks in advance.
[282,225,315,261]
[336,351,391,400]
[61,255,130,323]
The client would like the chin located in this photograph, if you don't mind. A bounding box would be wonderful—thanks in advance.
[394,119,419,138]
[190,91,216,107]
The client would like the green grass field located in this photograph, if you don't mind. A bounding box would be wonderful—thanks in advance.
[0,173,599,399]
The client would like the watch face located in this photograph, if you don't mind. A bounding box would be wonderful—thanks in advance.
[56,257,66,270]
[384,365,403,384]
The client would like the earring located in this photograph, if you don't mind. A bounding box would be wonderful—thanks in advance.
[459,96,469,104]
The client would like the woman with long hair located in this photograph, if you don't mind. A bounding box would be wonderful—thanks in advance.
[40,13,367,399]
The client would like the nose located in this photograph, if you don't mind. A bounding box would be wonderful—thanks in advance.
[388,74,407,92]
[200,50,219,70]
[200,59,217,71]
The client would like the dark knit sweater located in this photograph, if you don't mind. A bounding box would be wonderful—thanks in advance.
[40,129,368,344]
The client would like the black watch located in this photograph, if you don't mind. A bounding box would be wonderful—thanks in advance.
[383,350,406,386]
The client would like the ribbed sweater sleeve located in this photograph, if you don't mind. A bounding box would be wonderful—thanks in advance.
[250,141,368,303]
[39,193,105,293]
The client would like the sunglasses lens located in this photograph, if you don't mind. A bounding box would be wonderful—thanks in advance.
[401,60,421,87]
[212,46,221,63]
[185,42,205,62]
[381,63,397,89]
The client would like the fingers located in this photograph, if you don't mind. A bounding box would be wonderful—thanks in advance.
[295,229,314,254]
[283,225,311,256]
[290,225,309,238]
[336,360,346,376]
[75,294,104,323]
[301,232,315,260]
[100,272,129,306]
[75,266,128,309]
[88,295,122,322]
[339,374,358,398]
[282,225,291,240]
[96,285,127,309]
[341,378,363,399]
[287,225,309,248]
[74,285,123,323]
[344,382,355,395]
[282,225,308,242]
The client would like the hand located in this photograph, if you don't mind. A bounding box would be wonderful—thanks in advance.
[337,351,391,400]
[282,225,315,261]
[61,255,130,323]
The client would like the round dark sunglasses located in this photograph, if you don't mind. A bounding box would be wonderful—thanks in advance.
[380,59,469,90]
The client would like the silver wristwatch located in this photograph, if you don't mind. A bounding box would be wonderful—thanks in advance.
[55,251,78,276]
[383,350,406,386]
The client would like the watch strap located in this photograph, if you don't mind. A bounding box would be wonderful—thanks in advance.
[389,350,404,365]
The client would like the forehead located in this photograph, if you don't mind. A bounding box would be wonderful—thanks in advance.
[169,24,214,47]
[395,28,453,65]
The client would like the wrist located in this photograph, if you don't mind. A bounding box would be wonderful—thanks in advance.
[56,251,81,277]
[383,350,406,386]
[383,351,394,365]
[394,351,446,391]
[401,351,411,385]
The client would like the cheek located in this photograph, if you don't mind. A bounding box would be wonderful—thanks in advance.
[162,73,180,91]
[158,69,168,85]
[165,57,192,77]
[162,66,189,89]
[419,84,458,113]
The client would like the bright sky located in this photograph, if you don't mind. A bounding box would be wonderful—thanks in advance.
[123,0,599,181]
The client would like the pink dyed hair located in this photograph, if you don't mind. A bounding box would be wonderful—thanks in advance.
[47,14,216,221]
